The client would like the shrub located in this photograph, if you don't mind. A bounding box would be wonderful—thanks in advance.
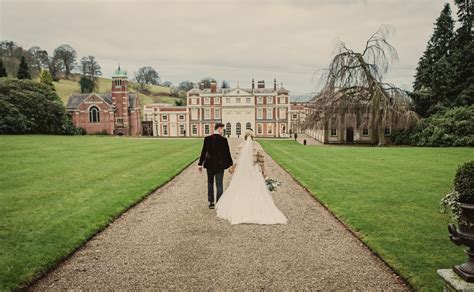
[393,105,474,147]
[455,161,474,203]
[0,78,66,134]
[441,161,474,224]
[62,114,86,135]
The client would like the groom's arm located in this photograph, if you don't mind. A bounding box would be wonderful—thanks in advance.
[198,137,208,167]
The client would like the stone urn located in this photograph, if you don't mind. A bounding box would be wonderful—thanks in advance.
[448,202,474,282]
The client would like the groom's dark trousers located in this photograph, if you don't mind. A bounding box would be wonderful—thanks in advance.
[206,168,224,202]
[198,133,233,203]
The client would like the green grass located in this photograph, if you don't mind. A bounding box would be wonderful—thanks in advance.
[0,135,201,291]
[259,140,474,291]
[51,76,176,106]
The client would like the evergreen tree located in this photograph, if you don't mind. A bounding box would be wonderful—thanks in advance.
[17,56,31,79]
[40,70,55,91]
[0,60,7,77]
[450,0,474,106]
[413,3,456,117]
[79,76,94,93]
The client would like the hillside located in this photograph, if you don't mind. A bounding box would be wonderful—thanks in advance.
[52,75,181,107]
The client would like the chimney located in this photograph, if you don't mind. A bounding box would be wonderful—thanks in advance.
[199,82,204,90]
[252,78,255,90]
[257,80,265,89]
[210,80,217,93]
[274,78,277,90]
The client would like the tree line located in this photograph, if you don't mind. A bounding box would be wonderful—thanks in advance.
[393,0,473,146]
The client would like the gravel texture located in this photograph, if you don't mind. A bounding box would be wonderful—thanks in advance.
[30,138,408,290]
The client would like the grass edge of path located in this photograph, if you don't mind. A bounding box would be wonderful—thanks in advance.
[263,149,414,290]
[22,157,199,290]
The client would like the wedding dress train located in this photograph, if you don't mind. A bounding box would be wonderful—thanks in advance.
[216,138,287,225]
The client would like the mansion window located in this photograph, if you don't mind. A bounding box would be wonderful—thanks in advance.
[192,124,198,135]
[204,108,210,120]
[162,114,168,121]
[203,97,210,105]
[204,124,210,135]
[116,117,124,126]
[178,114,185,121]
[257,108,263,119]
[225,123,231,136]
[330,128,337,137]
[191,108,198,120]
[188,98,192,105]
[246,122,252,130]
[236,98,241,104]
[362,127,369,136]
[89,106,100,123]
[246,98,251,104]
[257,123,263,135]
[214,97,221,104]
[279,108,287,119]
[214,108,220,119]
[292,113,298,120]
[226,98,231,104]
[267,96,273,104]
[179,124,185,135]
[163,124,168,135]
[384,127,391,136]
[257,96,263,104]
[267,124,274,135]
[236,122,242,136]
[266,108,273,119]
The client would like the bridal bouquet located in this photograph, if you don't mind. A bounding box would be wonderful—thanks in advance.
[265,177,282,192]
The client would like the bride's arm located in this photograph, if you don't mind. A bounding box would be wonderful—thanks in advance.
[230,142,244,173]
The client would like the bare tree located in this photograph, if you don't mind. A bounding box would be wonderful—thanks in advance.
[53,44,77,77]
[304,26,418,146]
[79,56,102,92]
[28,46,49,73]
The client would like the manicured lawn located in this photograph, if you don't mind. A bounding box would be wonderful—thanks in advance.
[259,140,474,291]
[0,136,200,291]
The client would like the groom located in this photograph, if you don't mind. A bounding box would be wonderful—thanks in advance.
[198,123,233,209]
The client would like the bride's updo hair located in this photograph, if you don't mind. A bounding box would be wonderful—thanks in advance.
[244,129,255,140]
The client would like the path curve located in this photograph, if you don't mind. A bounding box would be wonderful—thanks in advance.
[30,138,408,290]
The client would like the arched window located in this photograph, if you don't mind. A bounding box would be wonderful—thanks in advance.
[246,122,251,130]
[236,122,241,136]
[89,106,100,123]
[226,122,231,136]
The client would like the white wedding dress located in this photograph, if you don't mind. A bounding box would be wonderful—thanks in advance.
[216,139,288,225]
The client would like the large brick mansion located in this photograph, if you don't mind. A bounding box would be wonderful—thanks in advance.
[144,79,292,138]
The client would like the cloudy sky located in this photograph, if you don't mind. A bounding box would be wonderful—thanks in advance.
[1,0,456,96]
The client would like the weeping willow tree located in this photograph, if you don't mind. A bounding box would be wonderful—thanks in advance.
[304,26,418,146]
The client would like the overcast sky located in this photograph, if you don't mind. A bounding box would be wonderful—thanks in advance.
[0,0,456,96]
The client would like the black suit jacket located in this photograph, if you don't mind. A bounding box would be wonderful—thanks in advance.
[198,134,233,170]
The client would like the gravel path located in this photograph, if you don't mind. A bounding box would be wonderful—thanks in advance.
[30,138,408,290]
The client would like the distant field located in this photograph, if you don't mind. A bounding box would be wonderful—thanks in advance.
[0,135,201,291]
[52,76,179,106]
[259,140,474,290]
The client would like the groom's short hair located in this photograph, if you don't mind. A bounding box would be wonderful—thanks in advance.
[214,123,225,130]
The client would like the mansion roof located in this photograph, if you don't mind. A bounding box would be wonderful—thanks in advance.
[188,86,289,96]
[67,92,139,110]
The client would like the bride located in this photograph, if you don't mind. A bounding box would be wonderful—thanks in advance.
[216,130,288,225]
